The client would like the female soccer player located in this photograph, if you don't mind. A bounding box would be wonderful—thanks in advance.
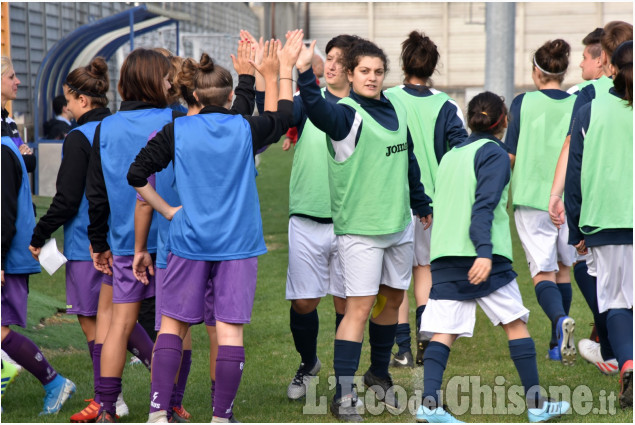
[384,30,467,368]
[2,73,75,415]
[565,40,633,409]
[133,41,258,422]
[85,48,179,423]
[26,57,129,422]
[126,32,302,423]
[418,91,569,423]
[295,37,432,421]
[505,39,577,365]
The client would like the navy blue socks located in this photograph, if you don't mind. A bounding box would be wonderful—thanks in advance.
[509,337,540,409]
[290,307,319,369]
[422,341,450,408]
[369,321,397,378]
[395,323,411,355]
[535,280,566,325]
[333,339,362,400]
[606,309,633,369]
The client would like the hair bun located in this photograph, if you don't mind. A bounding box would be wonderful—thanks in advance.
[87,57,108,78]
[548,39,570,59]
[199,53,215,73]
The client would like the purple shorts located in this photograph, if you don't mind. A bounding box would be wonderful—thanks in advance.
[155,267,166,330]
[65,261,109,316]
[161,253,257,325]
[1,274,29,328]
[112,255,155,304]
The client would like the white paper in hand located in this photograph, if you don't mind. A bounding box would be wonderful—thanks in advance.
[39,238,68,275]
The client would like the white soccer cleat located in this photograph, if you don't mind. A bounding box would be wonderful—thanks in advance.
[578,339,619,375]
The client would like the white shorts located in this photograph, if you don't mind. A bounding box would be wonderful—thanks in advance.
[514,206,576,277]
[286,216,345,299]
[338,221,414,297]
[419,279,530,339]
[412,213,431,267]
[588,245,633,313]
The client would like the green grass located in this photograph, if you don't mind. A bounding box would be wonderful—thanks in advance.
[1,142,632,423]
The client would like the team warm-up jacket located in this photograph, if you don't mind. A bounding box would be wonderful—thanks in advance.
[567,75,614,136]
[1,129,40,274]
[387,84,467,164]
[296,67,432,220]
[126,100,293,259]
[430,132,517,301]
[153,76,256,269]
[256,88,341,224]
[30,108,111,254]
[565,88,633,248]
[2,108,35,172]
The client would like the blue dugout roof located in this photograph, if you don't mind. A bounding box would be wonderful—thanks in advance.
[34,5,188,140]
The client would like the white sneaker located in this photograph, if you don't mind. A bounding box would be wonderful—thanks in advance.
[147,410,168,423]
[578,339,619,375]
[116,392,130,417]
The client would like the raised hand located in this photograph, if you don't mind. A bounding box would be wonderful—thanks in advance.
[278,29,305,72]
[231,38,256,76]
[250,39,280,81]
[295,38,316,73]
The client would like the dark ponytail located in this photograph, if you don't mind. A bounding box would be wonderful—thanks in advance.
[612,40,633,107]
[533,39,570,84]
[467,91,507,134]
[400,31,439,83]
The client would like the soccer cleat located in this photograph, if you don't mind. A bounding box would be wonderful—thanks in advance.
[96,410,116,423]
[330,393,362,422]
[147,410,168,423]
[70,399,100,422]
[415,404,463,423]
[1,350,22,373]
[527,399,570,422]
[40,376,76,415]
[170,405,191,423]
[115,392,129,417]
[546,346,561,361]
[363,369,400,410]
[416,332,430,366]
[578,339,619,375]
[556,316,576,366]
[619,360,633,408]
[287,357,321,400]
[390,351,414,368]
[1,360,19,399]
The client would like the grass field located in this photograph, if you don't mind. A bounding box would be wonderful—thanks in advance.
[1,141,632,423]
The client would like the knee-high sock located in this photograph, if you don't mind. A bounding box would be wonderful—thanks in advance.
[573,262,615,360]
[127,322,154,370]
[289,307,319,368]
[333,339,362,400]
[422,341,450,408]
[1,330,57,385]
[509,338,540,409]
[369,321,397,378]
[606,309,634,369]
[97,377,121,416]
[534,281,565,347]
[149,334,183,414]
[170,349,192,408]
[395,323,411,355]
[213,346,245,419]
[92,343,103,403]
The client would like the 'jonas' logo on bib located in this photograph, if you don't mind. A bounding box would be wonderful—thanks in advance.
[386,142,408,157]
